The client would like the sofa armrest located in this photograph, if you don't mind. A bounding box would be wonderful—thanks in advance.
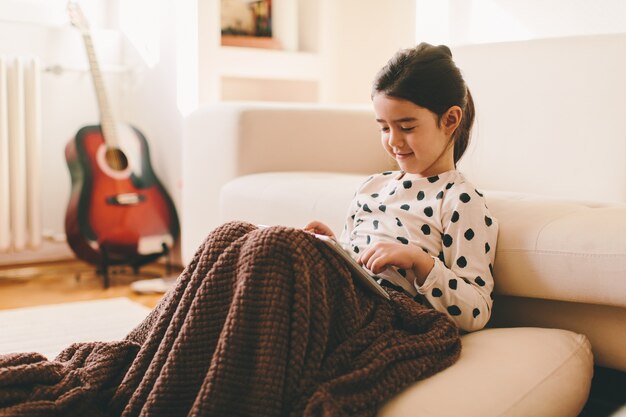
[181,102,391,264]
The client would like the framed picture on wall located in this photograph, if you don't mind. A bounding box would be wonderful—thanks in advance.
[221,0,282,49]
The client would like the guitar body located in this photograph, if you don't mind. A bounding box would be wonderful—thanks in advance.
[65,124,179,265]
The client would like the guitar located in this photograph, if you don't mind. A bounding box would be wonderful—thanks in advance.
[64,2,179,267]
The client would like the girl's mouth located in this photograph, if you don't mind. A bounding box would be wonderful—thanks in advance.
[395,152,414,159]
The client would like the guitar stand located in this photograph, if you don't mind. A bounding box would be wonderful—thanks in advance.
[97,243,172,289]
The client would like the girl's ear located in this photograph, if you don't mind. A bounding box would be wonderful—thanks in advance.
[441,106,463,136]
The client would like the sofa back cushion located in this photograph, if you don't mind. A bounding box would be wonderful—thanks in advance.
[220,172,626,308]
[453,34,626,202]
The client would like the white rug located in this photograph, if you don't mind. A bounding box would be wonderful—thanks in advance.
[0,298,152,360]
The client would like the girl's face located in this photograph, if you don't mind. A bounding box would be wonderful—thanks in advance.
[373,93,459,177]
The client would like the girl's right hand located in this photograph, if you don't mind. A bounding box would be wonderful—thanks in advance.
[358,241,434,285]
[303,220,337,240]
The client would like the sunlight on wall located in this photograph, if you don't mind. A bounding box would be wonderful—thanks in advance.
[119,0,160,68]
[0,0,67,26]
[416,0,626,46]
[464,0,531,44]
[175,0,198,117]
[416,0,530,45]
[415,0,450,44]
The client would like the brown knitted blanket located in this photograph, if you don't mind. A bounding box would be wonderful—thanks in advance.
[0,221,460,417]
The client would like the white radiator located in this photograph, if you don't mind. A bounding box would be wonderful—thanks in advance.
[0,56,42,253]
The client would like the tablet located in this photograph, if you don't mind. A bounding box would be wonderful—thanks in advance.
[256,225,390,300]
[312,234,390,300]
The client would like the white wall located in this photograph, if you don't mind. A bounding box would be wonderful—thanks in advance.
[120,0,183,220]
[318,0,417,104]
[0,2,125,239]
[417,0,626,45]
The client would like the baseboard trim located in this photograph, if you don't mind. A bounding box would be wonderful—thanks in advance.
[0,240,74,267]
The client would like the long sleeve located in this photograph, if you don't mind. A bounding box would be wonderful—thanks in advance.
[339,176,372,251]
[340,170,499,332]
[415,185,498,332]
[339,203,356,251]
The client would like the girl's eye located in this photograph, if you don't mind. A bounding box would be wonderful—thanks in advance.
[400,126,416,132]
[380,126,390,133]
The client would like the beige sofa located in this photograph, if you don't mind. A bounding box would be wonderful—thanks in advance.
[181,36,626,416]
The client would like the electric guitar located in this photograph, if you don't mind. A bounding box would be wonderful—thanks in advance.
[64,2,179,266]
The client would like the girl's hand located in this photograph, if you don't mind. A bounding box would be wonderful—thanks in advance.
[358,241,434,284]
[303,220,337,240]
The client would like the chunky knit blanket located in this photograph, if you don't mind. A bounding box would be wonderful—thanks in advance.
[0,221,460,417]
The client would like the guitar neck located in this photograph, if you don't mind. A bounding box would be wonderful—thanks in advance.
[81,31,118,147]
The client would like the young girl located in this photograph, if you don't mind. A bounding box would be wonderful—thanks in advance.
[0,43,477,417]
[306,43,498,332]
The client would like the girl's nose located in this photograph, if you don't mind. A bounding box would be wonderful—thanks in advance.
[388,129,403,147]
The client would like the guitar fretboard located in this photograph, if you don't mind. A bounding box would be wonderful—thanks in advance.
[81,32,118,148]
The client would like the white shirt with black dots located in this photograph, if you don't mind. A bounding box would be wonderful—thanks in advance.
[339,169,499,332]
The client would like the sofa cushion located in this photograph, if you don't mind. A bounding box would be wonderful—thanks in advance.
[220,173,596,416]
[220,172,626,307]
[486,192,626,308]
[220,171,360,233]
[378,327,592,417]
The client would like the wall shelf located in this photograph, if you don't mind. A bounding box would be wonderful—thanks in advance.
[217,46,320,81]
[198,0,322,103]
[221,35,282,49]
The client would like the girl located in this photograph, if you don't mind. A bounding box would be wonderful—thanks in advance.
[0,43,472,417]
[306,43,498,332]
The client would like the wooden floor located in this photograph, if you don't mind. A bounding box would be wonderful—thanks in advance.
[0,259,180,311]
[0,260,624,416]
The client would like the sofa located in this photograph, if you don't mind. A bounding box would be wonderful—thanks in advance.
[181,36,626,416]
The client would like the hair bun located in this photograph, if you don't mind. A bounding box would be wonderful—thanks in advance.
[415,42,452,59]
[437,45,453,57]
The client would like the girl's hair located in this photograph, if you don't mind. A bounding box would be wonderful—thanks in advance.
[372,43,475,165]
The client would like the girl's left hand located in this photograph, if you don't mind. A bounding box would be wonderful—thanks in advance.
[358,241,434,283]
[303,220,336,240]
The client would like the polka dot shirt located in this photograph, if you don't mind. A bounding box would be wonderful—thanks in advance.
[339,169,498,332]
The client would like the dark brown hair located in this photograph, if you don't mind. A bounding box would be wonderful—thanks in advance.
[372,43,475,165]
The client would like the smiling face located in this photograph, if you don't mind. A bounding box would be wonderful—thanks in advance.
[373,93,460,177]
